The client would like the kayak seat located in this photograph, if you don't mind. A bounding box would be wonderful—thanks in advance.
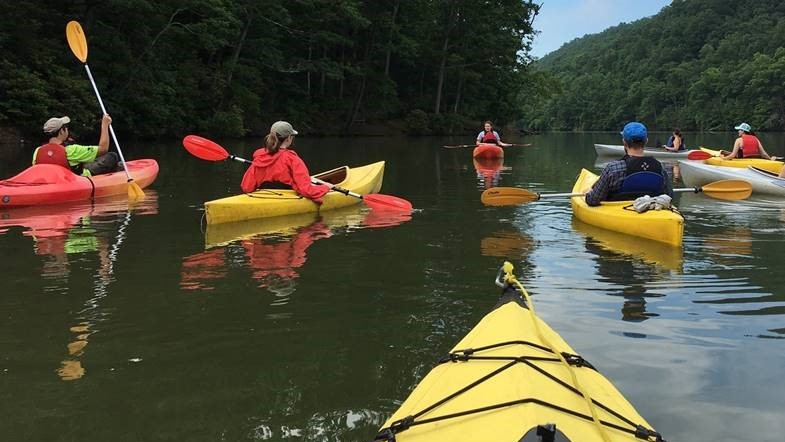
[607,171,664,201]
[313,166,348,185]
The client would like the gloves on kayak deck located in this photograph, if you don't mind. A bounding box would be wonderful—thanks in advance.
[632,194,672,213]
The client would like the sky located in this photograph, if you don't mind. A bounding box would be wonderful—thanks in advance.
[529,0,672,58]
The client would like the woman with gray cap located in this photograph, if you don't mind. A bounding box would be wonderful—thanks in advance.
[34,114,119,176]
[240,121,331,204]
[720,122,779,160]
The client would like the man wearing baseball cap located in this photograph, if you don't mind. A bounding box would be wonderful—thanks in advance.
[33,114,119,176]
[585,122,673,206]
[720,122,779,161]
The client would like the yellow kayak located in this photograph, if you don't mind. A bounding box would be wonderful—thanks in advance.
[374,263,663,442]
[570,169,684,247]
[701,147,783,174]
[205,161,385,224]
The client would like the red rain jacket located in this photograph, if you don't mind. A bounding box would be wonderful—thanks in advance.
[240,148,331,203]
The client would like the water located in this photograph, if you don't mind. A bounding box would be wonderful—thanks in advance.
[1,132,784,441]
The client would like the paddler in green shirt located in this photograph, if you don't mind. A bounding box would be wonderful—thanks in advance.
[33,114,119,176]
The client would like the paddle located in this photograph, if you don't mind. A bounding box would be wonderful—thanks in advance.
[481,180,753,206]
[66,21,144,200]
[688,150,783,161]
[182,135,413,212]
[442,143,532,149]
[687,151,716,160]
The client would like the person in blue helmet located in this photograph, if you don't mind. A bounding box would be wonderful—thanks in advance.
[585,122,673,206]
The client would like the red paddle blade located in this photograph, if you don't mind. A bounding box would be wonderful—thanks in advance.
[362,194,413,212]
[687,150,712,160]
[182,135,230,161]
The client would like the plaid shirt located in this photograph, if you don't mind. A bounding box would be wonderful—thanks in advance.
[585,157,672,206]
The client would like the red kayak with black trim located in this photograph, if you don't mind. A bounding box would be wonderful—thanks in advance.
[473,143,504,159]
[0,159,158,207]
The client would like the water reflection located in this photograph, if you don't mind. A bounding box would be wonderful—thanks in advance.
[473,157,508,190]
[0,193,159,380]
[702,227,753,263]
[480,229,534,259]
[573,219,678,323]
[572,218,683,272]
[181,206,411,303]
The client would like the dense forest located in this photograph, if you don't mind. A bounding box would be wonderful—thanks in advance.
[0,0,539,140]
[526,0,785,132]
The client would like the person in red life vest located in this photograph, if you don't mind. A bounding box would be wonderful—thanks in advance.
[33,115,119,176]
[720,122,780,160]
[475,121,511,147]
[240,121,331,204]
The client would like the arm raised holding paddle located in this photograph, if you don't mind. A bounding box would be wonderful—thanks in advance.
[66,21,144,200]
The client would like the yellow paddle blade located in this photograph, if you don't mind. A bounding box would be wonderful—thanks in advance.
[66,21,88,63]
[127,180,145,200]
[701,179,752,200]
[481,187,539,206]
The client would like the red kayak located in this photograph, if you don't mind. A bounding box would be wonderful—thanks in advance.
[472,143,504,159]
[0,159,158,207]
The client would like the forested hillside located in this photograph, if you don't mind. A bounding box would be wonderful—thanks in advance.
[526,0,785,132]
[0,1,539,139]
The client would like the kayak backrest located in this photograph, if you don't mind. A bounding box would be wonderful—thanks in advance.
[313,166,347,185]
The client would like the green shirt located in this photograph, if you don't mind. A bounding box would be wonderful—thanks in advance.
[65,144,99,177]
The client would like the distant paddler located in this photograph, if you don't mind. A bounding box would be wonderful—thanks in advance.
[475,120,510,147]
[720,122,779,161]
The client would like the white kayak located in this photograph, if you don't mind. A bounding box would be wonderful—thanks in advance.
[678,160,785,197]
[594,143,696,159]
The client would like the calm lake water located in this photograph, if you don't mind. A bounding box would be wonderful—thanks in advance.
[1,132,784,441]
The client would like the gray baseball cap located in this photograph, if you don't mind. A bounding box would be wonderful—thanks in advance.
[271,121,298,137]
[43,116,71,133]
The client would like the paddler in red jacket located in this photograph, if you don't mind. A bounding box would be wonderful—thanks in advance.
[240,121,331,203]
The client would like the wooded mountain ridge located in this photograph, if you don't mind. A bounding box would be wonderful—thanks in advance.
[525,0,785,132]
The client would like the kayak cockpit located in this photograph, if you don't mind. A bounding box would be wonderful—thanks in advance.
[313,166,348,185]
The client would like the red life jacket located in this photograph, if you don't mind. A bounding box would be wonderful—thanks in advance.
[740,134,761,158]
[34,143,70,169]
[481,130,499,143]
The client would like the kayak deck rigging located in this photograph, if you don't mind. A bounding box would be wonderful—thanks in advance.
[374,302,662,441]
[373,263,663,442]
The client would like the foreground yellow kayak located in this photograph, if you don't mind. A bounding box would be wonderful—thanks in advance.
[571,169,684,247]
[205,161,385,224]
[701,147,783,174]
[374,263,663,442]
